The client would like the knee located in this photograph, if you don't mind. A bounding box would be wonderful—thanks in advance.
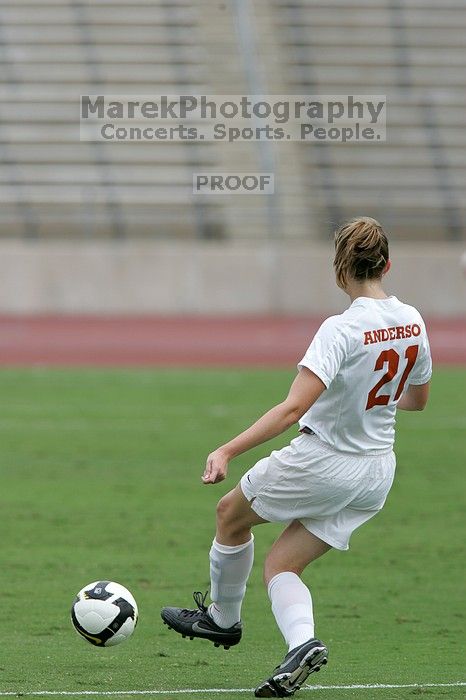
[216,494,236,531]
[216,493,249,540]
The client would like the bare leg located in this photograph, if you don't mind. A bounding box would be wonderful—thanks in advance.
[206,484,268,628]
[263,520,331,653]
[160,486,268,644]
[264,519,331,586]
[215,484,268,545]
[254,521,331,696]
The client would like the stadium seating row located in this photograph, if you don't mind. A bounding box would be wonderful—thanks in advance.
[0,0,464,240]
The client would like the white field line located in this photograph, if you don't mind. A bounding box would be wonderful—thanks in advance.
[0,682,464,696]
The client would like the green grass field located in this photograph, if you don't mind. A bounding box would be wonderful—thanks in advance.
[1,367,464,699]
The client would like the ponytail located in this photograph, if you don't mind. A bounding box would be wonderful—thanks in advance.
[334,216,389,288]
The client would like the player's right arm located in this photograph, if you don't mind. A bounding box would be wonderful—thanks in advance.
[396,381,430,411]
[202,367,326,485]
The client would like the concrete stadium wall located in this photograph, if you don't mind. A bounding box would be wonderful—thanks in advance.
[0,240,464,317]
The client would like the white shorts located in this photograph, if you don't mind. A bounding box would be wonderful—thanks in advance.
[240,433,396,551]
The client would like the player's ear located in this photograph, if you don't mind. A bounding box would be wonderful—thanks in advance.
[382,259,391,276]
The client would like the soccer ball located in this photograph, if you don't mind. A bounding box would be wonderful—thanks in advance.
[71,580,138,647]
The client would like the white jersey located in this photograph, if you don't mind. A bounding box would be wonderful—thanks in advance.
[298,296,432,454]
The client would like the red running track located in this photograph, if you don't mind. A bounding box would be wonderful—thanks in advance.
[0,315,464,367]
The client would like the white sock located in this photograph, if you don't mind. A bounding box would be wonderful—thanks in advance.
[208,536,254,628]
[268,571,315,651]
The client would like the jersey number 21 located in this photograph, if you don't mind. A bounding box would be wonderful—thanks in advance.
[366,345,419,410]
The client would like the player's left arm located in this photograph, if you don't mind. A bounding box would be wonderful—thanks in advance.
[203,367,325,484]
[397,323,432,411]
[396,380,430,411]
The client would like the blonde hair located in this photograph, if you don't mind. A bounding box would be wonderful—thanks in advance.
[333,216,389,288]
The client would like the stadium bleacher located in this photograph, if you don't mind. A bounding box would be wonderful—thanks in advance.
[0,0,225,239]
[272,0,466,240]
[0,0,464,241]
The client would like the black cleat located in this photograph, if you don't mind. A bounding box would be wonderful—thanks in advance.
[254,638,328,697]
[161,591,242,650]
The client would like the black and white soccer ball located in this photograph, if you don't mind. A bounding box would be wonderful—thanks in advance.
[71,580,138,647]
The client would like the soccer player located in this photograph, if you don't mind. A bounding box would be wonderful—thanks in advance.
[161,217,432,697]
